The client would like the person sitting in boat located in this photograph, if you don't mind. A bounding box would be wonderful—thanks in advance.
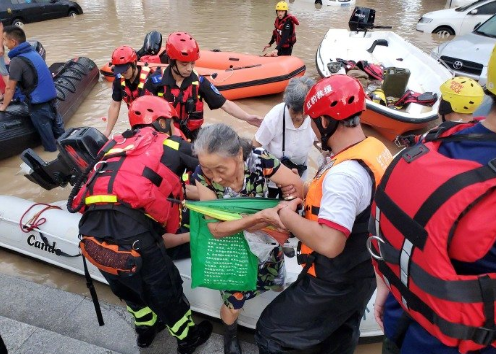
[0,25,64,152]
[371,46,496,354]
[254,75,393,354]
[71,96,212,353]
[252,76,317,198]
[394,77,484,148]
[104,45,155,137]
[263,1,299,57]
[144,32,262,142]
[136,30,169,64]
[193,123,303,354]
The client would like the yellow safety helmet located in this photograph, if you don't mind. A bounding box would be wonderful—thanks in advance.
[275,1,289,11]
[439,77,484,114]
[486,44,496,96]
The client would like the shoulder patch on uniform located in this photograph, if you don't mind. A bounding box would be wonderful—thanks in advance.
[210,82,220,95]
[151,74,163,84]
[116,73,122,79]
[199,75,204,83]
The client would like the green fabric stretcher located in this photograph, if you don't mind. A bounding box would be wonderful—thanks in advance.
[185,198,281,291]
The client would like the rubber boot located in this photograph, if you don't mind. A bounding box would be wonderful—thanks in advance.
[223,320,242,354]
[177,320,213,354]
[135,319,166,348]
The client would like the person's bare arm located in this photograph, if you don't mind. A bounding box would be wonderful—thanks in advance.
[277,198,347,258]
[221,99,262,127]
[0,80,17,111]
[104,100,121,137]
[162,232,190,248]
[252,139,262,148]
[196,182,284,238]
[269,163,304,200]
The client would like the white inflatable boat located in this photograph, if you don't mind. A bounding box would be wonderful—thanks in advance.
[0,195,382,337]
[316,29,453,140]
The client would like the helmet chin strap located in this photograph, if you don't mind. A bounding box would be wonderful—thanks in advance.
[315,116,339,151]
[171,60,189,79]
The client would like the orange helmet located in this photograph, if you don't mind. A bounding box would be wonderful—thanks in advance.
[128,96,178,129]
[166,32,200,62]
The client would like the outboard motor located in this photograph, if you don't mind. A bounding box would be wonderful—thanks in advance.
[348,7,376,32]
[137,30,163,57]
[28,40,46,61]
[20,127,107,190]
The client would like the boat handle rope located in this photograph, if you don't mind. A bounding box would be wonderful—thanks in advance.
[20,203,62,233]
[19,203,80,258]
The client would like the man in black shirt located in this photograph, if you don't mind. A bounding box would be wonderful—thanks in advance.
[144,32,262,141]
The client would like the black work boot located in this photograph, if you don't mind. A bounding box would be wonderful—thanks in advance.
[223,320,242,354]
[177,320,213,354]
[135,319,166,348]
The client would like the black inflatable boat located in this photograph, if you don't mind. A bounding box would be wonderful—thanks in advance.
[0,57,99,160]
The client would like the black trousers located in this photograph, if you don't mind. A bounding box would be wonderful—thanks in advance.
[277,46,293,56]
[100,243,191,334]
[255,273,375,354]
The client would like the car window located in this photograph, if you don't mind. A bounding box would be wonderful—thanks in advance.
[475,1,496,14]
[457,0,489,11]
[475,14,496,35]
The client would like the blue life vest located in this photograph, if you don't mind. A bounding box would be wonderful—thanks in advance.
[8,42,57,104]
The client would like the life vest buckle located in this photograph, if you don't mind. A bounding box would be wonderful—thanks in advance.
[367,235,385,261]
[473,326,496,346]
[488,158,496,173]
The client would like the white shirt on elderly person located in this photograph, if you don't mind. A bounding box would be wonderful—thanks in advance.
[255,102,317,184]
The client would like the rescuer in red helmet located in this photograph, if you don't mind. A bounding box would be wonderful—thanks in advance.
[144,32,262,141]
[72,96,212,353]
[254,75,393,354]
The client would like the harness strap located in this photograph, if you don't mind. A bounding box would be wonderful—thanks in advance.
[82,255,105,326]
[378,261,496,346]
[372,239,496,303]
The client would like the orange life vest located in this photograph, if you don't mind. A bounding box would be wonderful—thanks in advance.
[298,137,392,280]
[120,65,152,107]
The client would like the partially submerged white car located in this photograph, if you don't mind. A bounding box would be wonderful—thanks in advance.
[417,0,496,37]
[431,13,496,85]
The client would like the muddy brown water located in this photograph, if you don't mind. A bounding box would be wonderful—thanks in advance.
[0,0,451,351]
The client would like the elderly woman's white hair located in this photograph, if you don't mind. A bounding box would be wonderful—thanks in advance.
[283,76,316,113]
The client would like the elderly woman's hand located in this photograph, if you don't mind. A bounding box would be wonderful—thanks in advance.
[258,204,287,231]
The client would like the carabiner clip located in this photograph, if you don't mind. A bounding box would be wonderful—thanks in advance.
[93,160,106,172]
[367,235,385,261]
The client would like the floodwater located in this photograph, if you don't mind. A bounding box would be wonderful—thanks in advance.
[0,0,451,351]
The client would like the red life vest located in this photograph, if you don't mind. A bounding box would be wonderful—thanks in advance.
[120,66,152,107]
[158,71,204,133]
[72,127,183,233]
[369,122,496,353]
[273,14,298,48]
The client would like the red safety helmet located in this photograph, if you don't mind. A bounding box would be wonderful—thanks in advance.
[305,75,366,120]
[111,45,138,65]
[166,32,200,62]
[128,96,178,129]
[304,75,365,150]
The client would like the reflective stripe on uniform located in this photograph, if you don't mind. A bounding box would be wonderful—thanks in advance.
[85,195,118,204]
[167,309,194,339]
[127,306,157,327]
[164,139,179,150]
